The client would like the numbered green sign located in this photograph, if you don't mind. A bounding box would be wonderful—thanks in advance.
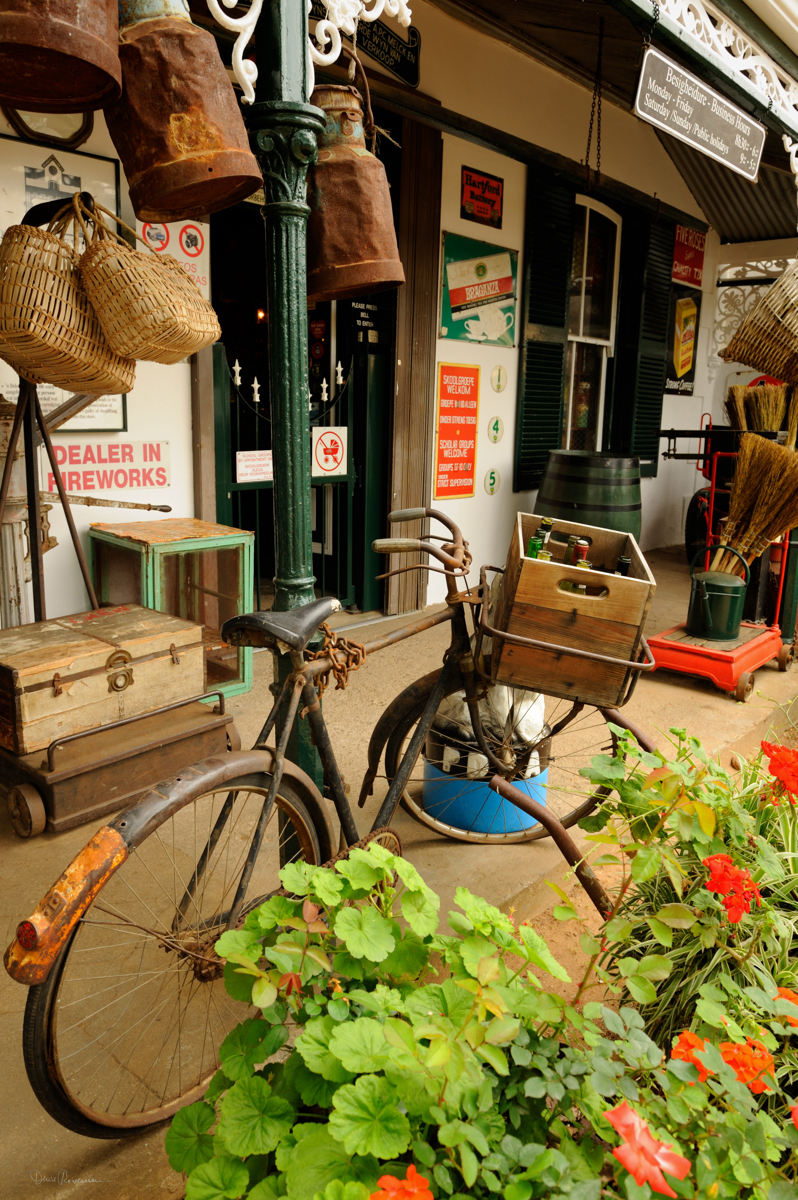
[487,416,504,443]
[484,469,501,495]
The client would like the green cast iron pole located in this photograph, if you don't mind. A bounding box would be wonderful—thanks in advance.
[246,1,325,783]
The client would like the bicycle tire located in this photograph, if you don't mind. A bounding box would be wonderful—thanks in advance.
[23,773,320,1139]
[384,672,625,844]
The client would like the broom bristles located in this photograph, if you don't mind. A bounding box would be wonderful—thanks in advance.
[725,385,748,431]
[715,435,798,573]
[787,388,798,450]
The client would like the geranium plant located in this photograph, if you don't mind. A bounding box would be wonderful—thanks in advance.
[163,838,798,1199]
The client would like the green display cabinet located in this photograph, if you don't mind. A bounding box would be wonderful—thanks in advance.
[88,518,255,699]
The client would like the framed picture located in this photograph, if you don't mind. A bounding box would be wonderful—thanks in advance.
[0,136,126,432]
[439,232,518,347]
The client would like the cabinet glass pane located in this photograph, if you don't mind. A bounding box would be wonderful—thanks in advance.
[160,547,244,688]
[93,542,142,607]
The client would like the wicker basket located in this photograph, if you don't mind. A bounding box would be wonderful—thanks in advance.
[0,212,136,395]
[722,261,798,383]
[78,200,220,365]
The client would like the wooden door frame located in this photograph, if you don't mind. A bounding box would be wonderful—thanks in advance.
[387,116,443,615]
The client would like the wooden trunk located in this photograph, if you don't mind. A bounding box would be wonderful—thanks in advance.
[0,604,205,754]
[492,514,656,707]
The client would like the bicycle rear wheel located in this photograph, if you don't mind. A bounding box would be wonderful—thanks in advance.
[23,773,320,1138]
[384,674,625,843]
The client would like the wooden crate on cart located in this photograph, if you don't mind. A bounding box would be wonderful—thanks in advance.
[492,513,656,708]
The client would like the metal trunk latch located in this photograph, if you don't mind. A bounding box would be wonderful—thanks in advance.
[105,648,134,693]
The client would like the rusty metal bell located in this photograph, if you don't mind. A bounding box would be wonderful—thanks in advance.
[104,4,262,222]
[0,0,122,113]
[307,85,405,304]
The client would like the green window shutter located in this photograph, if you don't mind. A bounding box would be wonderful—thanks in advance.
[513,175,575,491]
[630,220,675,478]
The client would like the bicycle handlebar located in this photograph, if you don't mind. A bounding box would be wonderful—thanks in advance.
[373,538,425,554]
[388,508,427,523]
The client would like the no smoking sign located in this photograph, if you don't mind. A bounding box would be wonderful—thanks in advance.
[312,427,347,477]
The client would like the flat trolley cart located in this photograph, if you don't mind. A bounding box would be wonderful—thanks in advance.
[2,693,238,838]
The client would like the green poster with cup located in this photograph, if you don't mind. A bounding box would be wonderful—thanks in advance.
[440,232,518,347]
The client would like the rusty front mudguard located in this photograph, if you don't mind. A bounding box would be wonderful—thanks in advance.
[357,669,442,807]
[5,749,326,986]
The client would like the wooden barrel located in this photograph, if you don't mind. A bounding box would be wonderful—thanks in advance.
[536,450,642,539]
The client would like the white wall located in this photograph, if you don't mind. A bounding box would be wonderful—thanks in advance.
[0,112,195,620]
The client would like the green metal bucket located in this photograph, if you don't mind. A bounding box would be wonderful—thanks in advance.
[536,450,642,539]
[685,546,750,640]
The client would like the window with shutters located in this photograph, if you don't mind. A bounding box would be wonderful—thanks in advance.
[563,198,621,452]
[513,168,681,491]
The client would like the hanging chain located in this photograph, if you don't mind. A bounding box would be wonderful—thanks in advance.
[306,623,366,696]
[645,2,660,45]
[585,17,604,190]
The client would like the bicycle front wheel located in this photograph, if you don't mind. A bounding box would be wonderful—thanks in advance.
[23,772,320,1138]
[384,674,624,843]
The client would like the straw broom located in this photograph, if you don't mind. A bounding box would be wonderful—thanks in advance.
[709,434,772,569]
[717,438,798,573]
[786,388,798,450]
[746,383,787,431]
[724,385,747,430]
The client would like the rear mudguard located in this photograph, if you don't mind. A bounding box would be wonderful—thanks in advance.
[4,749,328,986]
[357,669,441,807]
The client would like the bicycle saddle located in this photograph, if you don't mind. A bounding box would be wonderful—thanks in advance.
[221,597,342,651]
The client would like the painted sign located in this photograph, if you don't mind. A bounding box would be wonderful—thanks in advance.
[139,218,210,299]
[310,1,420,86]
[236,450,273,483]
[672,224,706,288]
[634,47,765,181]
[440,234,518,347]
[461,166,503,229]
[312,427,347,477]
[41,441,170,491]
[433,363,480,500]
[665,284,703,395]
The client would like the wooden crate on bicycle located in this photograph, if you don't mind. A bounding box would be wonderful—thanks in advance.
[492,513,655,707]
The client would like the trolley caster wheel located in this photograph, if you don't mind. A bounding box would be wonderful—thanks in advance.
[735,672,756,703]
[226,724,242,751]
[7,784,46,838]
[778,645,794,672]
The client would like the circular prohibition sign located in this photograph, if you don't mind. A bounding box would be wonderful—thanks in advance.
[314,430,345,473]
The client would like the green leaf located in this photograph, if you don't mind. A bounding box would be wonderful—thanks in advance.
[255,895,302,930]
[284,1127,380,1199]
[630,845,660,883]
[219,1020,286,1082]
[251,977,278,1010]
[401,888,439,936]
[460,936,496,978]
[214,929,261,960]
[392,855,427,891]
[329,1018,392,1073]
[604,917,633,942]
[335,851,385,892]
[476,1043,509,1076]
[381,928,429,980]
[279,860,319,895]
[185,1155,249,1200]
[504,1184,533,1200]
[205,1070,233,1104]
[646,917,673,947]
[296,1016,356,1082]
[216,1077,294,1156]
[654,903,696,929]
[333,907,396,961]
[625,975,657,1004]
[636,954,672,981]
[516,925,571,981]
[348,985,403,1016]
[552,905,578,922]
[223,961,254,1003]
[383,1017,416,1055]
[248,1181,281,1200]
[329,1074,412,1159]
[405,979,473,1025]
[601,1006,626,1036]
[165,1101,215,1174]
[284,1052,340,1107]
[309,868,345,907]
[460,1143,478,1188]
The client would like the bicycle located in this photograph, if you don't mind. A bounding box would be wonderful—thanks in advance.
[5,507,655,1138]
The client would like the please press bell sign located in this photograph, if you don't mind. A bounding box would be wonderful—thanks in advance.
[634,47,765,181]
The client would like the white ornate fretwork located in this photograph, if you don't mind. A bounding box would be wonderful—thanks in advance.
[711,258,795,363]
[640,0,798,137]
[784,134,798,229]
[205,0,411,104]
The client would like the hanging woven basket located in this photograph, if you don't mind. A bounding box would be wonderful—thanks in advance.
[77,198,220,365]
[722,261,798,383]
[0,202,135,393]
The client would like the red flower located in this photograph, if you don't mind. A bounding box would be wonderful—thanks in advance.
[791,1104,798,1132]
[671,1030,713,1083]
[719,1038,775,1094]
[761,742,798,803]
[776,986,798,1028]
[702,855,761,923]
[605,1102,691,1198]
[370,1165,433,1199]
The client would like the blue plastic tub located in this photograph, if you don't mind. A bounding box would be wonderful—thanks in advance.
[421,760,548,834]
